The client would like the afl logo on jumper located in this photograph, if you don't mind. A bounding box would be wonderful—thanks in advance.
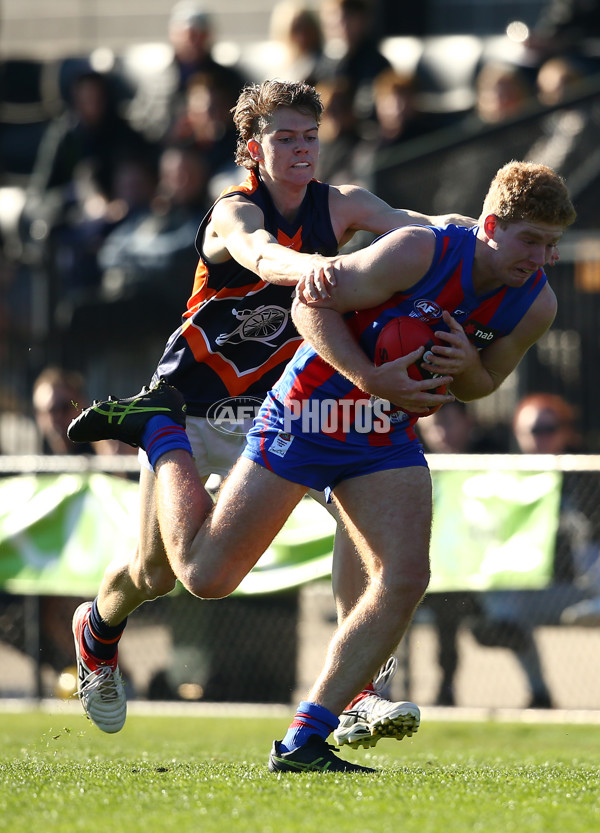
[215,305,290,347]
[413,299,442,322]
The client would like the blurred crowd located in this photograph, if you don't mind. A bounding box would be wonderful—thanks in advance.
[0,0,599,442]
[0,0,596,420]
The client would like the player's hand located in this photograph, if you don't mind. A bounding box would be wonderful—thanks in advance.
[437,213,478,228]
[296,259,338,303]
[368,346,454,414]
[422,311,478,377]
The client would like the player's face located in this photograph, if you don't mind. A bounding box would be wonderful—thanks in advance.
[489,218,564,287]
[250,108,319,188]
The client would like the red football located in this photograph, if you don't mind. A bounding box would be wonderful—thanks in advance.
[374,316,447,414]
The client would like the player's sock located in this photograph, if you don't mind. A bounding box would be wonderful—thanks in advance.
[141,415,193,468]
[279,701,339,752]
[82,598,127,661]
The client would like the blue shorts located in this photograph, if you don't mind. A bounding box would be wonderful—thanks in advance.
[242,395,427,494]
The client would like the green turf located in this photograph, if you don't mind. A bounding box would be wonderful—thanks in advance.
[0,710,599,833]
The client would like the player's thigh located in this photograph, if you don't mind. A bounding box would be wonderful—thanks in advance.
[137,465,168,568]
[332,465,432,575]
[137,454,213,569]
[203,457,308,569]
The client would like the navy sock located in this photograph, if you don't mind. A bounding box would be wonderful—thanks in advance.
[280,701,339,753]
[141,415,192,468]
[83,598,127,661]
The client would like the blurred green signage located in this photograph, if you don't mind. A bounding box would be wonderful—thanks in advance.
[0,470,561,596]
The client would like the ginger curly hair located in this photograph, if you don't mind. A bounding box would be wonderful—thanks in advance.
[481,160,576,228]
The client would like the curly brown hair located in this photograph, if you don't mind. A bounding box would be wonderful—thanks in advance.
[481,160,576,228]
[232,79,323,170]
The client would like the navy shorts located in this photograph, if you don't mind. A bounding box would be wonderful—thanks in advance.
[242,395,427,493]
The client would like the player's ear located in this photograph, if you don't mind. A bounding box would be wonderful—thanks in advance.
[247,138,263,162]
[483,214,498,239]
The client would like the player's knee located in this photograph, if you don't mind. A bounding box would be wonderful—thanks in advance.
[147,571,178,599]
[386,564,430,605]
[179,564,239,600]
[134,564,177,600]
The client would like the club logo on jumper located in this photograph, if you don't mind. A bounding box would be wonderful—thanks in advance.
[462,319,499,347]
[413,299,443,321]
[215,305,289,347]
[206,396,263,435]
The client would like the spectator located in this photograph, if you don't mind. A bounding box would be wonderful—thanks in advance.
[165,70,239,196]
[512,393,598,585]
[20,69,157,342]
[474,62,534,127]
[268,1,325,85]
[468,392,600,706]
[536,55,585,108]
[124,2,247,144]
[418,399,506,457]
[526,55,586,174]
[512,392,581,456]
[371,68,433,144]
[433,61,536,217]
[26,70,153,212]
[315,77,366,186]
[360,67,440,205]
[315,0,392,121]
[62,144,211,395]
[52,153,160,314]
[529,0,600,63]
[33,366,95,456]
[32,365,135,462]
[97,144,209,308]
[1,368,99,682]
[166,1,246,124]
[525,55,600,229]
[512,394,600,627]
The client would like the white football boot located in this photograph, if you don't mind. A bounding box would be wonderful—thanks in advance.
[72,601,127,733]
[334,656,420,749]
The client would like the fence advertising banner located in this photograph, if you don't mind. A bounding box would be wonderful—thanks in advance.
[0,470,562,596]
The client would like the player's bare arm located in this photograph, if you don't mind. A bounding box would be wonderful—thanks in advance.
[204,194,334,286]
[433,284,557,402]
[293,225,454,410]
[291,299,454,413]
[329,184,476,248]
[298,225,436,310]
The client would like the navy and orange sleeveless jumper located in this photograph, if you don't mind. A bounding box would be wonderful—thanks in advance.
[154,170,338,416]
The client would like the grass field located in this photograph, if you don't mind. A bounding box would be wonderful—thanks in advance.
[0,708,599,833]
